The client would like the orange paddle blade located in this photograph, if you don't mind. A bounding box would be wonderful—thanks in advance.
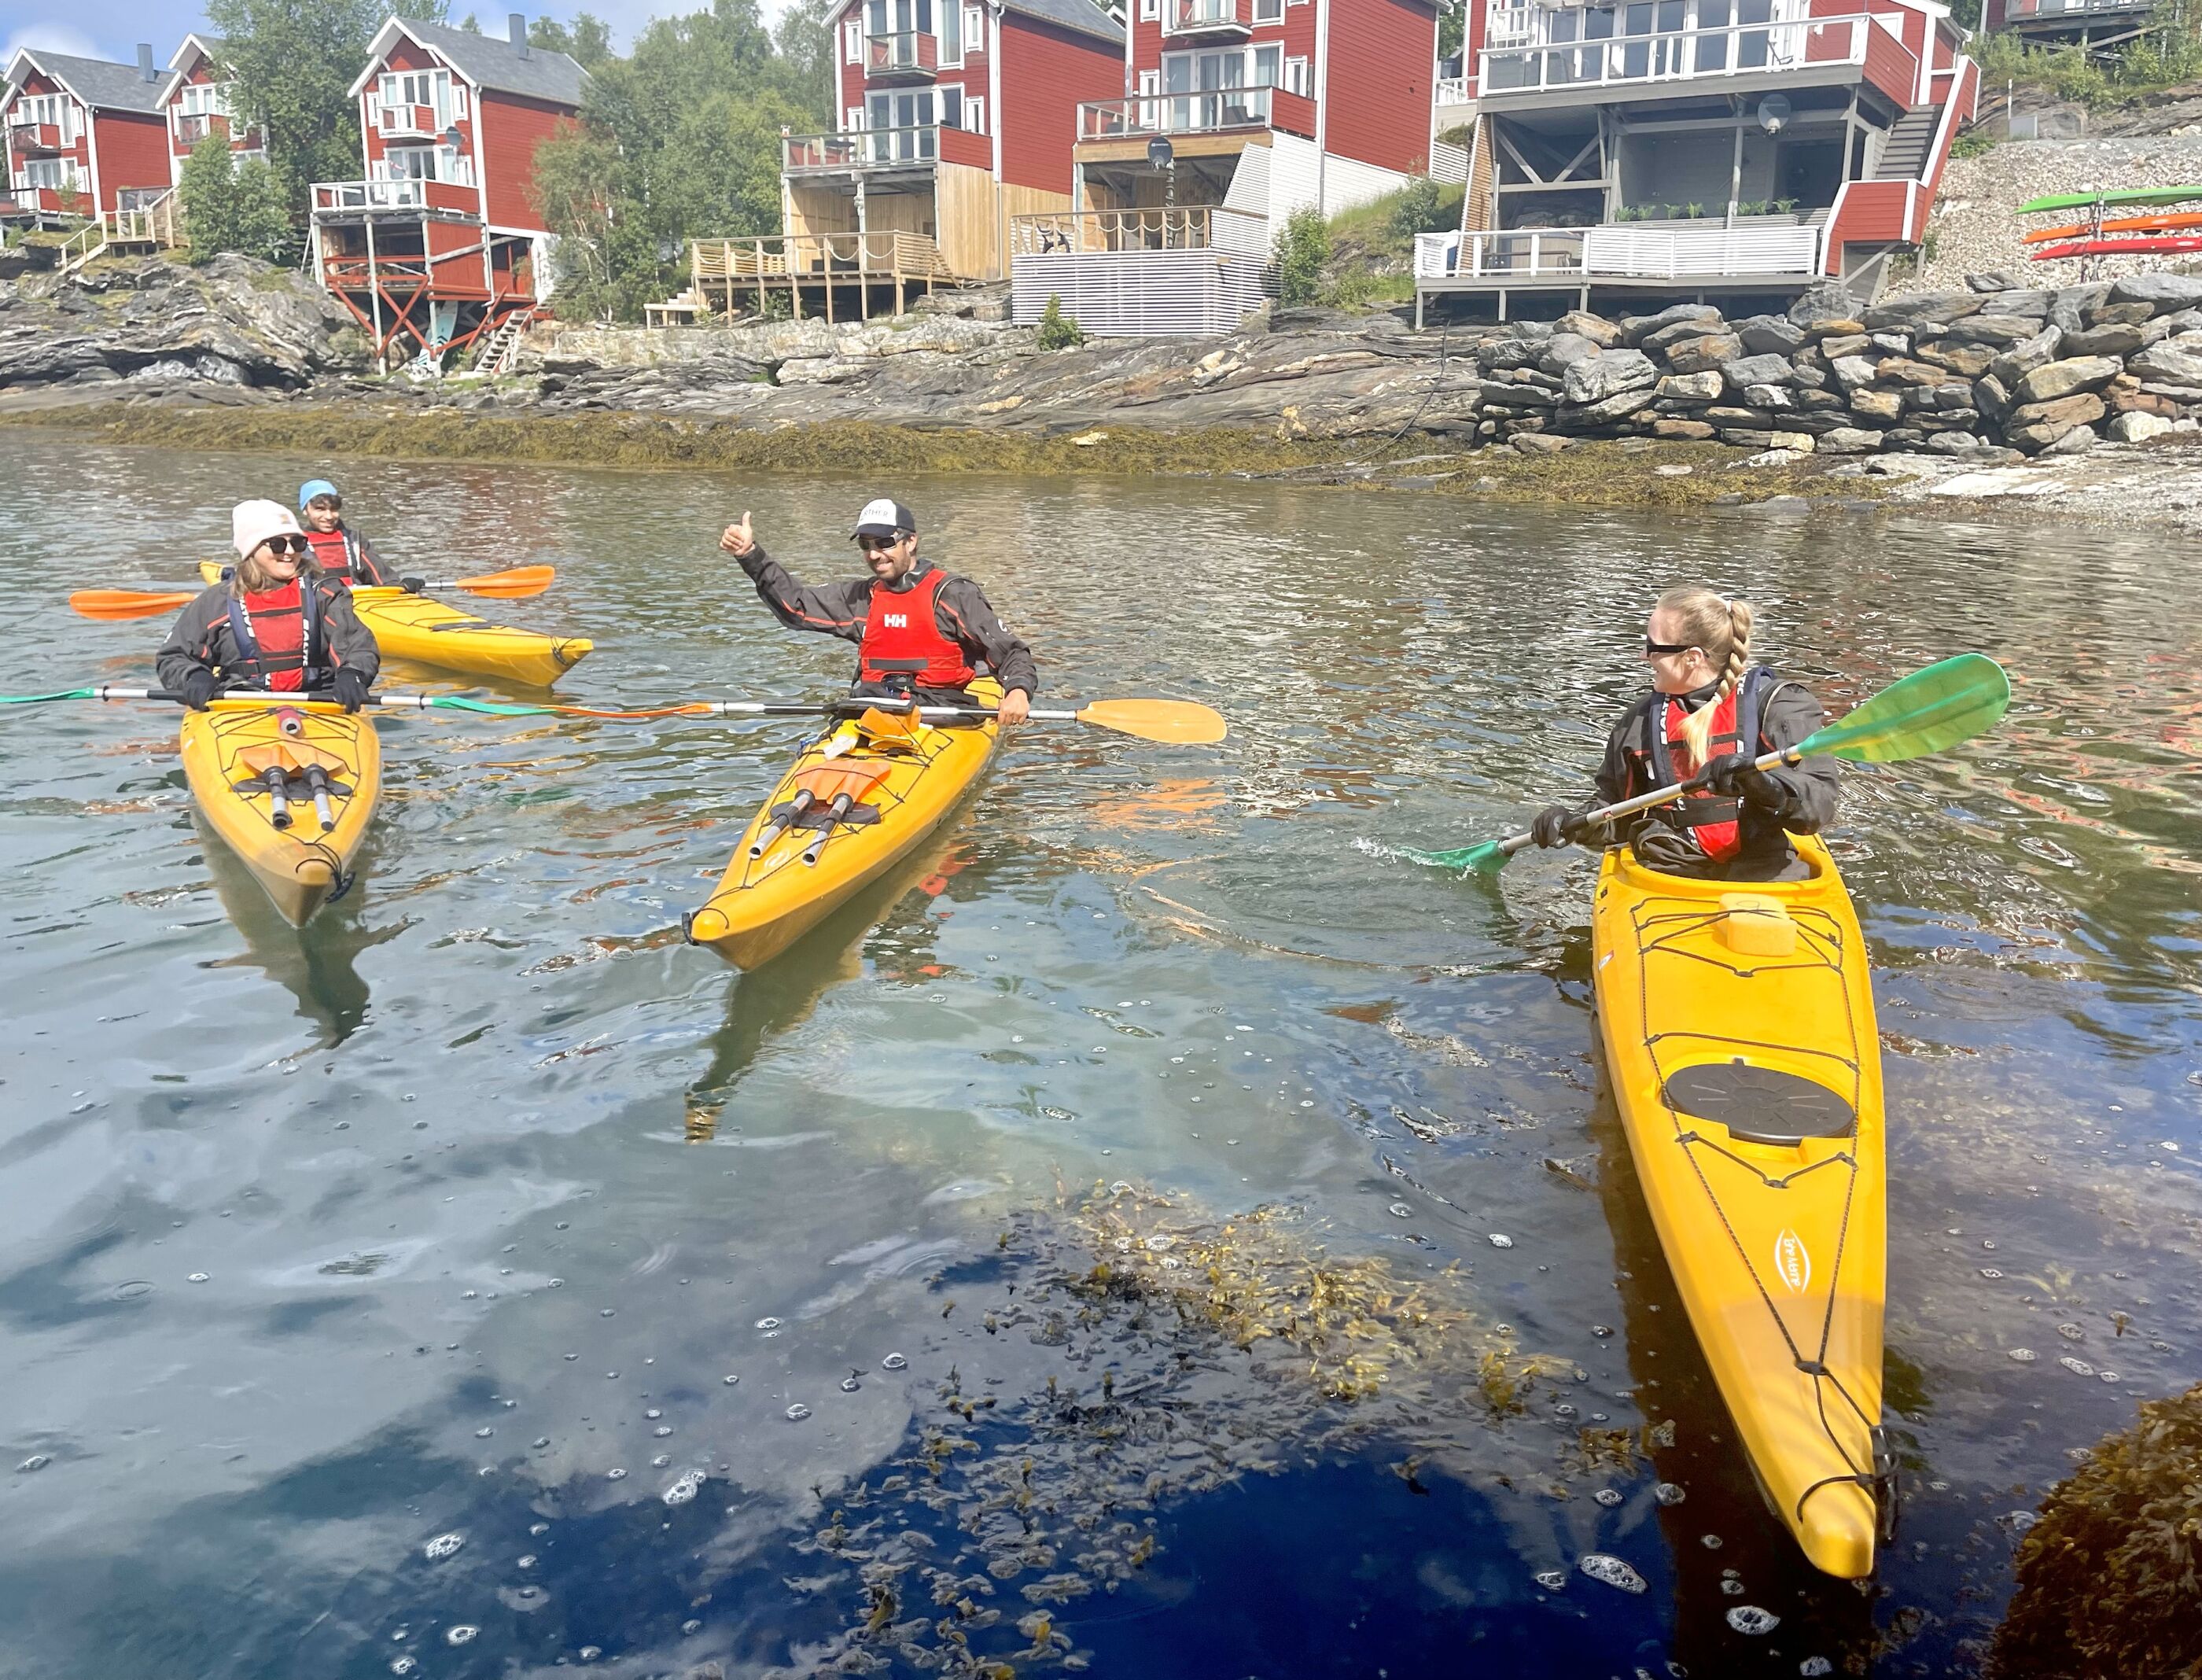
[451,565,554,599]
[794,762,891,802]
[70,588,197,621]
[1074,698,1228,744]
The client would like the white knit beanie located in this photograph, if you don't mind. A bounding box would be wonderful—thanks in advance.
[231,499,303,558]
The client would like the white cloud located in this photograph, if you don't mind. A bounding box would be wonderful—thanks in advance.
[4,24,105,62]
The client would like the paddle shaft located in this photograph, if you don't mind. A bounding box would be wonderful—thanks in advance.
[1490,742,1809,860]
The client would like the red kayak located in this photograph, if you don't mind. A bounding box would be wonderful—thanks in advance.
[2031,234,2202,260]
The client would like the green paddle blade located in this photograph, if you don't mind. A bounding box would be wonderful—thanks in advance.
[1401,839,1511,875]
[0,688,99,706]
[1796,654,2010,763]
[426,696,556,717]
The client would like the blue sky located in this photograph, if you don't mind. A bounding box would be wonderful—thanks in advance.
[0,0,782,67]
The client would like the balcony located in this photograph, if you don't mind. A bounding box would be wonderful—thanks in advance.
[8,119,64,153]
[864,30,939,79]
[1011,204,1270,255]
[1481,13,1917,109]
[1413,219,1824,282]
[176,112,234,146]
[311,177,479,218]
[1077,86,1318,142]
[1434,76,1471,108]
[377,102,444,139]
[1163,0,1252,38]
[2003,0,2152,17]
[782,124,992,173]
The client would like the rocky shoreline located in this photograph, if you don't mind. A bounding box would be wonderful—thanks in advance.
[9,252,2202,531]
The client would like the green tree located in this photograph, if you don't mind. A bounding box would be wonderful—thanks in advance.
[1034,294,1082,349]
[530,12,615,68]
[1275,205,1329,306]
[205,0,449,215]
[531,0,829,321]
[181,134,294,262]
[774,0,838,107]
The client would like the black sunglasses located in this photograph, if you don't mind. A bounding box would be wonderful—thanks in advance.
[1644,637,1697,657]
[856,533,906,551]
[264,535,309,554]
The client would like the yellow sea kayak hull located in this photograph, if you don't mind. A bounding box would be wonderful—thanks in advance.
[197,563,591,687]
[1590,834,1887,1579]
[180,699,381,925]
[687,680,1000,971]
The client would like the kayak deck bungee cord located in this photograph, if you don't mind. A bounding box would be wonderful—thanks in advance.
[1591,834,1888,1578]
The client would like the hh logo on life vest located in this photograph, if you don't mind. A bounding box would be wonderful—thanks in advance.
[1772,1229,1811,1294]
[881,613,908,628]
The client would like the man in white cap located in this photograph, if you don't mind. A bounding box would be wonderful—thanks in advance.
[155,499,381,712]
[718,498,1034,724]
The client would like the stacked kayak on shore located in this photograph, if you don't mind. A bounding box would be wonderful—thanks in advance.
[179,698,381,925]
[196,562,592,687]
[685,680,1003,971]
[1592,834,1887,1579]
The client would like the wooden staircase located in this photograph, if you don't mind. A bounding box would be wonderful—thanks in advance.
[58,191,181,275]
[1874,106,1940,181]
[470,305,537,375]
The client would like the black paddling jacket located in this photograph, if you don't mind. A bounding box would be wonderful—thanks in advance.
[732,547,1038,698]
[1592,670,1839,871]
[154,579,381,693]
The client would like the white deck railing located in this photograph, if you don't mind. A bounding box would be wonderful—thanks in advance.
[1415,220,1822,280]
[1011,204,1269,256]
[1482,13,1869,94]
[1434,76,1471,105]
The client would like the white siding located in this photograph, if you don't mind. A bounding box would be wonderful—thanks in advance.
[1268,131,1322,225]
[1222,143,1269,219]
[1011,250,1272,336]
[1320,152,1414,216]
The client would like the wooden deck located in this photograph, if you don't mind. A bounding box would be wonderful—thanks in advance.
[680,231,966,322]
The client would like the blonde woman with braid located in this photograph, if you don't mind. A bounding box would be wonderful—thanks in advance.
[1530,587,1838,882]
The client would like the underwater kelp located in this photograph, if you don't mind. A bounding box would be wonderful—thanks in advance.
[1987,1380,2202,1680]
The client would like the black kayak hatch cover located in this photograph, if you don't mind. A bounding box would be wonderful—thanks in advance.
[1663,1058,1856,1145]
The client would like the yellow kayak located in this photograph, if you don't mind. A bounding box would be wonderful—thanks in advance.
[180,698,381,925]
[1590,834,1887,1579]
[687,680,1000,971]
[198,562,591,687]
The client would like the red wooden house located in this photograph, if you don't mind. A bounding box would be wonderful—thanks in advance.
[768,0,1126,299]
[1982,0,2151,46]
[1010,0,1442,333]
[163,35,264,187]
[1416,0,1978,319]
[311,13,587,366]
[2,44,171,218]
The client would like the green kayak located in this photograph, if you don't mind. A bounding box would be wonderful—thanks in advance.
[2017,185,2202,215]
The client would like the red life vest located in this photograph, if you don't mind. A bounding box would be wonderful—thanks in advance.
[1645,667,1773,863]
[857,567,975,690]
[227,580,319,694]
[303,525,375,588]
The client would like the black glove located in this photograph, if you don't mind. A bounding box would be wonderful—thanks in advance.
[400,576,425,594]
[1531,804,1583,849]
[330,668,370,714]
[1702,752,1781,808]
[179,668,219,711]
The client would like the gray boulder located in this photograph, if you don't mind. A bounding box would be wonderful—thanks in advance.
[2011,355,2123,406]
[1945,315,2042,348]
[2060,322,2145,359]
[1788,282,1862,330]
[1828,354,1880,393]
[1721,352,1797,391]
[2049,285,2109,337]
[1562,348,1659,404]
[2128,341,2202,387]
[1744,384,1795,411]
[1965,271,2020,293]
[1664,333,1746,374]
[1538,332,1604,374]
[1643,315,1732,355]
[2108,272,2202,313]
[1987,326,2064,389]
[1735,314,1806,356]
[1655,370,1725,401]
[1621,303,1721,346]
[1816,426,1885,454]
[1572,387,1659,425]
[1864,290,1984,330]
[1554,309,1622,348]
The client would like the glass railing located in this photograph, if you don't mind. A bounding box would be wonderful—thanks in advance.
[865,31,940,74]
[1078,87,1276,138]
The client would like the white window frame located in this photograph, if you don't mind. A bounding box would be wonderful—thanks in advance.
[845,104,863,131]
[1283,53,1309,94]
[964,5,985,50]
[845,17,863,61]
[1253,0,1283,19]
[1137,68,1160,94]
[1254,42,1282,83]
[1140,0,1159,17]
[963,94,985,133]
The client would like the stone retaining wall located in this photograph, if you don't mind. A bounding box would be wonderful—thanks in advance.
[1458,273,2202,461]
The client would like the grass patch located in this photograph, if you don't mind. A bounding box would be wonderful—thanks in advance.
[1972,28,2202,109]
[0,402,1866,517]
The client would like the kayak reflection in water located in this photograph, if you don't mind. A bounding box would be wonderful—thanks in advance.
[155,499,381,714]
[718,497,1037,726]
[1532,586,1836,882]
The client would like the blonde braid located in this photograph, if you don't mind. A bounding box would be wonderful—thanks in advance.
[1656,588,1753,764]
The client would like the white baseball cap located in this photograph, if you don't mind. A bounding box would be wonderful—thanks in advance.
[232,499,304,558]
[851,497,917,540]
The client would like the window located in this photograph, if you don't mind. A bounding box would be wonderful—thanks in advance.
[941,0,962,61]
[964,95,985,133]
[1137,68,1159,94]
[179,82,234,117]
[24,156,82,190]
[377,68,457,124]
[846,105,863,131]
[1140,0,1159,17]
[1283,53,1309,94]
[1253,0,1283,18]
[1254,42,1281,84]
[845,17,863,60]
[964,5,985,52]
[940,84,963,126]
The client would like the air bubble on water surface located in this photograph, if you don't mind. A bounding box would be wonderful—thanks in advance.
[645,1409,662,1420]
[786,1404,811,1421]
[663,1471,703,1506]
[390,1661,415,1676]
[188,1273,209,1283]
[1578,1554,1647,1593]
[882,1354,908,1370]
[518,1555,537,1568]
[755,1317,781,1333]
[1534,1570,1567,1591]
[2060,1357,2096,1376]
[1801,1660,1832,1677]
[2057,1323,2085,1342]
[17,1456,50,1474]
[474,1428,492,1438]
[652,1454,670,1468]
[422,1532,464,1560]
[580,1647,602,1661]
[1594,1489,1623,1508]
[654,1426,672,1437]
[1701,1534,1723,1549]
[606,1468,627,1479]
[1982,1268,2003,1279]
[1721,1578,1746,1595]
[2009,1348,2038,1362]
[446,1626,477,1645]
[1489,1234,1514,1249]
[1727,1607,1778,1635]
[1389,1203,1412,1218]
[1655,1483,1685,1505]
[2099,1369,2123,1383]
[841,1376,860,1392]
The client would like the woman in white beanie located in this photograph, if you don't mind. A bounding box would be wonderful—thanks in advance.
[155,499,381,712]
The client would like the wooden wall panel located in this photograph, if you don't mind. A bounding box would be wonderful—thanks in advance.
[937,157,999,278]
